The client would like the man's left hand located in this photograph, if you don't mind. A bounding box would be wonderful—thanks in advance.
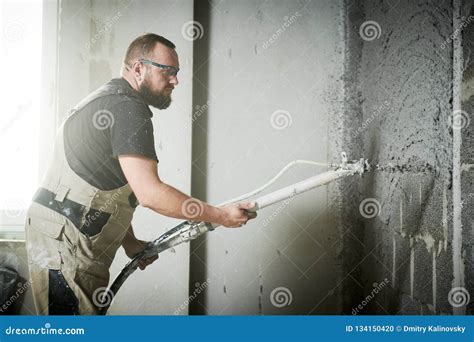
[124,239,159,270]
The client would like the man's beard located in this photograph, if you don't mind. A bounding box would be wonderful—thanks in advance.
[138,78,172,109]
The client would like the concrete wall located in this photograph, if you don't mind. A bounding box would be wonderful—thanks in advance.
[190,0,347,314]
[358,0,453,314]
[344,0,473,314]
[460,0,474,315]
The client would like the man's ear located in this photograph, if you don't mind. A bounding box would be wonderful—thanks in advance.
[131,61,144,81]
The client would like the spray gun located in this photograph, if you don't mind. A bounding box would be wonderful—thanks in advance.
[98,152,369,314]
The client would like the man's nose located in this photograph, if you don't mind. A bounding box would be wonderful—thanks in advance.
[169,75,179,86]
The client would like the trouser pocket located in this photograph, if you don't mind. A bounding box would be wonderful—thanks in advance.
[25,210,66,270]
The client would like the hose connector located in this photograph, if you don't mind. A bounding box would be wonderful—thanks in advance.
[333,152,370,175]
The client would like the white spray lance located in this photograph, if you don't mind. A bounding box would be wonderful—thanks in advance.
[98,152,369,314]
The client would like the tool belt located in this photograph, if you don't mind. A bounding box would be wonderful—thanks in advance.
[32,188,110,237]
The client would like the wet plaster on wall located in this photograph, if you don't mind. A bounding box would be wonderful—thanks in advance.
[460,0,474,314]
[452,0,466,315]
[351,0,457,314]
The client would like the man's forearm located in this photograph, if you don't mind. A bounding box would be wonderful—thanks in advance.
[141,182,225,225]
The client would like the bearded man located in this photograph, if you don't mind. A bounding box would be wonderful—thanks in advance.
[25,33,255,315]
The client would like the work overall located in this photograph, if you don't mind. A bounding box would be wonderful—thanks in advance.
[25,84,138,315]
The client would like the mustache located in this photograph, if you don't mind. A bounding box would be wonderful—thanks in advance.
[138,83,172,109]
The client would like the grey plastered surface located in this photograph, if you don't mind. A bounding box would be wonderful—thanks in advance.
[348,0,472,314]
[190,0,347,314]
[460,0,474,315]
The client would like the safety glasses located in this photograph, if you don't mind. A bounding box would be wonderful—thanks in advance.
[138,59,180,77]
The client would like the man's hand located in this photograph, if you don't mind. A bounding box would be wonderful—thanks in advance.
[123,238,159,270]
[219,201,257,228]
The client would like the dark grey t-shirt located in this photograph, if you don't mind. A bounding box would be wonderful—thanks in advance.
[64,78,158,191]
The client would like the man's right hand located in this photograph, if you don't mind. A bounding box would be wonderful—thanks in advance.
[219,202,257,228]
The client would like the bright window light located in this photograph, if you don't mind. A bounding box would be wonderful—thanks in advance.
[0,0,43,228]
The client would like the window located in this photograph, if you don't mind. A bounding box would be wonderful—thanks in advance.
[0,0,43,234]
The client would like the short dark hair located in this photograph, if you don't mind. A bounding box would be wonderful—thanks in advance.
[123,33,175,67]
